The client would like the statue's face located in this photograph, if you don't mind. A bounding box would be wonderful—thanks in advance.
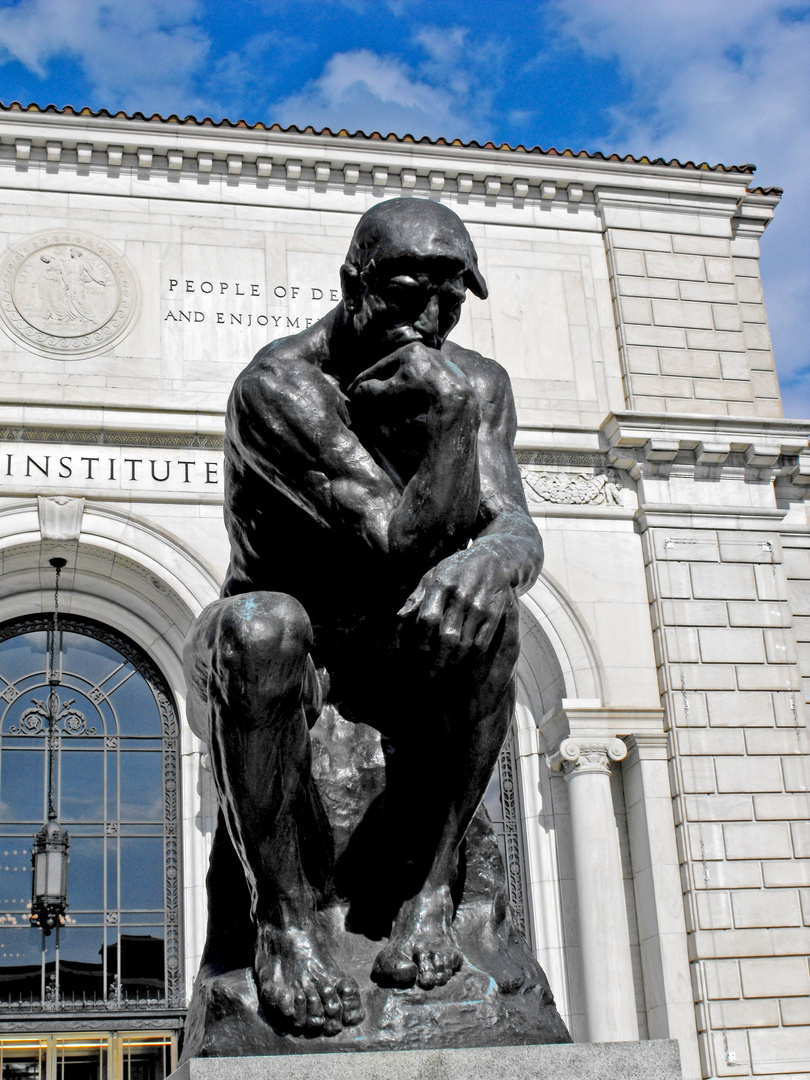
[352,253,467,355]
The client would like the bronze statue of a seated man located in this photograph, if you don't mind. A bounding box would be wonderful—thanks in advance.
[184,198,546,1043]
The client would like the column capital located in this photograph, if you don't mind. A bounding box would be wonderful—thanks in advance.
[537,698,665,757]
[548,736,627,778]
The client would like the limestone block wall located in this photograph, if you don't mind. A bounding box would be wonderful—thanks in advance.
[639,511,810,1078]
[605,225,782,419]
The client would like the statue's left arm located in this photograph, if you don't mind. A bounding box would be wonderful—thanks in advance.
[397,355,543,662]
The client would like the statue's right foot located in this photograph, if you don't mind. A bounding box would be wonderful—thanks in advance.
[255,922,364,1035]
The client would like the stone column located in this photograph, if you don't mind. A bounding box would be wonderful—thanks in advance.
[549,735,639,1043]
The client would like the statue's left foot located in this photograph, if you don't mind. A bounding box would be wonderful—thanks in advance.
[371,885,463,990]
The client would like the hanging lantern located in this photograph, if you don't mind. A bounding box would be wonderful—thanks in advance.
[29,557,71,935]
[30,819,69,933]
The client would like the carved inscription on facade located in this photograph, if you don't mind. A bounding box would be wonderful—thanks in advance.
[0,443,222,499]
[0,232,138,359]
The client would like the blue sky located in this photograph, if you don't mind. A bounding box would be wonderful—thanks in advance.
[0,0,807,417]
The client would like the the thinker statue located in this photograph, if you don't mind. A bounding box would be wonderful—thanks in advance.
[182,198,569,1056]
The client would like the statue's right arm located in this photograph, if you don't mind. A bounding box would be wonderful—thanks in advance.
[228,356,401,555]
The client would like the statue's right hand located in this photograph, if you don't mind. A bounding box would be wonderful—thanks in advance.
[347,342,475,418]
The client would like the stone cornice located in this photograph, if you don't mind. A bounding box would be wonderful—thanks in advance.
[0,109,759,210]
[601,411,810,481]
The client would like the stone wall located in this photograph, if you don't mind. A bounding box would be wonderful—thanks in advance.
[605,225,781,418]
[639,512,810,1077]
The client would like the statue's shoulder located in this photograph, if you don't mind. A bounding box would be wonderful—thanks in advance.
[443,340,513,403]
[231,319,331,414]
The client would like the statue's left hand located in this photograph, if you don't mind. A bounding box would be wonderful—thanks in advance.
[396,545,514,665]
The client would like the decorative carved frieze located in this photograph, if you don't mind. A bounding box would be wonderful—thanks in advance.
[520,467,623,506]
[0,427,222,449]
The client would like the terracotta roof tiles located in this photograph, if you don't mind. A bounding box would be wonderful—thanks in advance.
[0,101,759,176]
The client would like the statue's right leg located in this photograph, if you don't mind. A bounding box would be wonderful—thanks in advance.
[184,591,364,1035]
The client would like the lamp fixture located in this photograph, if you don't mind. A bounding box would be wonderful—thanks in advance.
[29,558,71,935]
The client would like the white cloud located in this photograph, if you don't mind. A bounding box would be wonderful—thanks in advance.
[270,23,507,141]
[547,0,810,417]
[272,48,461,137]
[0,0,210,116]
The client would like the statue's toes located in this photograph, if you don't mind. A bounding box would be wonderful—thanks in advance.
[261,978,296,1023]
[291,986,309,1028]
[317,983,341,1035]
[416,951,437,989]
[304,987,325,1030]
[422,945,462,988]
[372,947,418,988]
[336,977,365,1026]
[429,950,453,987]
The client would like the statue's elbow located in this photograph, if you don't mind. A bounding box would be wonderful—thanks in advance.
[521,528,544,593]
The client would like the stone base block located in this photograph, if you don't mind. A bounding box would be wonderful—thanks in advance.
[172,1040,683,1080]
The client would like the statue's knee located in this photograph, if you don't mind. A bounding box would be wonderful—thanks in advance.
[216,592,312,672]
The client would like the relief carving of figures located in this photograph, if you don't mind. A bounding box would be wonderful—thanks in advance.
[0,232,138,359]
[20,245,113,332]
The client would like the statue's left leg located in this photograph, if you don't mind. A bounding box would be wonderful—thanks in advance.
[371,602,520,990]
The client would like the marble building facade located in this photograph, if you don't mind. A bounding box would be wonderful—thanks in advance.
[0,103,807,1080]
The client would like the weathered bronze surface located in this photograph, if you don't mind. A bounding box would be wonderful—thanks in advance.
[182,198,570,1056]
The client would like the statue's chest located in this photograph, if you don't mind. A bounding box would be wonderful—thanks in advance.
[355,413,429,491]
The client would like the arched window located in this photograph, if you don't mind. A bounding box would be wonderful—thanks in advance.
[0,616,182,1012]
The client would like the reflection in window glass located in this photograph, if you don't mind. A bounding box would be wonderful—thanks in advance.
[60,750,104,824]
[0,617,181,1010]
[66,837,104,912]
[120,840,163,911]
[119,755,163,822]
[0,752,44,824]
[108,677,161,737]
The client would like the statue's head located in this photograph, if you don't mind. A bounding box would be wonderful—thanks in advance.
[341,198,487,354]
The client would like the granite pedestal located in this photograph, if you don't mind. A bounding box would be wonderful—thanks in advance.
[172,1040,683,1080]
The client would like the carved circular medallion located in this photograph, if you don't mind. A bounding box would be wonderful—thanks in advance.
[0,231,138,359]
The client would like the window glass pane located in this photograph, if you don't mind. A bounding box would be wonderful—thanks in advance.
[108,678,161,737]
[61,634,130,690]
[117,932,164,998]
[58,924,105,1000]
[0,923,42,966]
[0,841,31,920]
[1,1053,44,1080]
[60,750,103,823]
[54,1036,108,1080]
[0,751,44,823]
[120,840,163,910]
[119,755,162,822]
[67,837,104,912]
[0,634,47,685]
[121,1034,172,1080]
[0,927,45,1001]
